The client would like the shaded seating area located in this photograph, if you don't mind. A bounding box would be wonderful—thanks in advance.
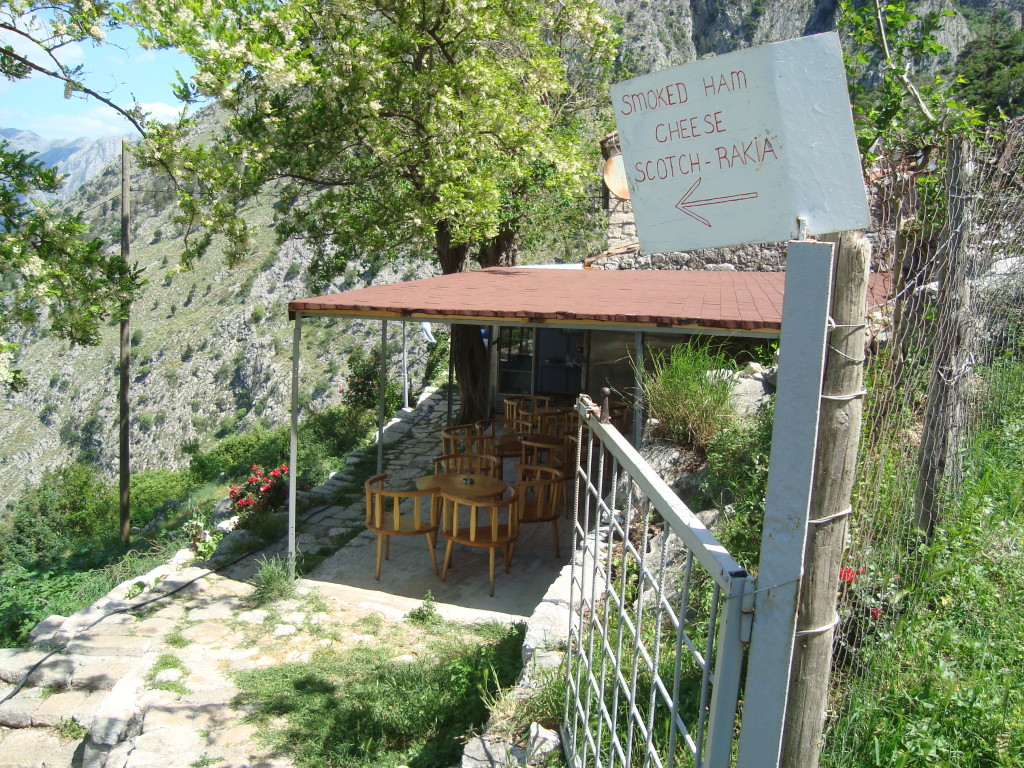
[363,405,577,596]
[287,268,891,602]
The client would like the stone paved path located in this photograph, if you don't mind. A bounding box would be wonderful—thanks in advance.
[0,387,566,768]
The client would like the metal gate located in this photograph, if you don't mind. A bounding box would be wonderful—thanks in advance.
[563,394,754,768]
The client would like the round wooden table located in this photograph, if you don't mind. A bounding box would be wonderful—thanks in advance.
[415,472,508,497]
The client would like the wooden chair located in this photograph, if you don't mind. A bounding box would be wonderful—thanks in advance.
[513,464,564,558]
[441,424,488,454]
[477,417,532,461]
[520,436,568,471]
[537,407,577,439]
[364,474,438,580]
[438,487,520,596]
[518,395,552,413]
[503,397,524,422]
[431,452,501,478]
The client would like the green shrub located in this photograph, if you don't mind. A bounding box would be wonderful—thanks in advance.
[641,340,735,450]
[130,469,196,527]
[341,346,401,414]
[695,400,774,570]
[0,464,117,564]
[422,327,450,389]
[188,404,374,487]
[0,541,171,647]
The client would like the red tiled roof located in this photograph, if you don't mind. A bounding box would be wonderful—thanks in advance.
[289,267,892,333]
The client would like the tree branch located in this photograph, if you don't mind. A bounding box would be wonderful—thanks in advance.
[0,45,149,136]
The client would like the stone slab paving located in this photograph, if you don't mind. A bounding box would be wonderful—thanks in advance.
[0,387,575,768]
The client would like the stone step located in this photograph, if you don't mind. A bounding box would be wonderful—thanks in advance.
[0,728,79,768]
[0,686,104,729]
[0,648,142,693]
[65,635,153,658]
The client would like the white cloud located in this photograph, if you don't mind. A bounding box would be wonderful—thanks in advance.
[24,105,136,140]
[137,101,184,123]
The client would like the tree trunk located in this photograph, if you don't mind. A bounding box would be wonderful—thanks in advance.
[476,218,521,268]
[781,231,870,768]
[119,140,132,545]
[434,220,510,423]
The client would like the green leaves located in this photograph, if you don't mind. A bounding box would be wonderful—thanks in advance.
[0,142,144,388]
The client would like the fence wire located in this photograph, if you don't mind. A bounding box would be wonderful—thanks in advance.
[563,396,752,768]
[822,120,1024,762]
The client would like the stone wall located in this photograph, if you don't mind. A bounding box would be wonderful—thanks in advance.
[599,195,787,271]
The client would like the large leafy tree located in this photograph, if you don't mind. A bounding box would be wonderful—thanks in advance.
[1,1,145,390]
[130,0,617,421]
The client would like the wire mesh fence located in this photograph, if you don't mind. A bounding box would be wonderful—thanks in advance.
[563,396,753,768]
[821,121,1024,763]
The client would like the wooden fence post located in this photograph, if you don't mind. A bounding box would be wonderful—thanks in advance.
[914,138,973,537]
[781,231,870,768]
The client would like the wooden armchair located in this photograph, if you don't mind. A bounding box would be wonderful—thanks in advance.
[364,474,438,580]
[430,452,501,478]
[438,487,520,596]
[441,423,490,455]
[512,464,564,558]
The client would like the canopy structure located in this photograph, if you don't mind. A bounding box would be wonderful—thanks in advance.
[282,266,893,575]
[289,266,896,333]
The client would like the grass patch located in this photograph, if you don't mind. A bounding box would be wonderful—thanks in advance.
[232,622,525,768]
[147,652,192,695]
[640,340,734,450]
[822,359,1024,767]
[247,555,295,607]
[404,591,443,628]
[53,718,88,741]
[354,614,383,635]
[164,622,193,649]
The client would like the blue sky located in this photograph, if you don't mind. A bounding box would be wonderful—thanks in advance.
[0,25,195,141]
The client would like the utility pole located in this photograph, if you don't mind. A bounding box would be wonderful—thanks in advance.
[119,138,132,545]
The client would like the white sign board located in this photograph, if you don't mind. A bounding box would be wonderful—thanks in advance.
[611,31,869,253]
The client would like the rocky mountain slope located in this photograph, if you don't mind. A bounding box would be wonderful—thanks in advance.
[0,152,439,507]
[0,128,125,199]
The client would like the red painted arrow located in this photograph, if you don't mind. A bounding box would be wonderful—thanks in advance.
[675,177,759,228]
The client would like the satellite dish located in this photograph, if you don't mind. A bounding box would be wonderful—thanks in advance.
[603,153,630,200]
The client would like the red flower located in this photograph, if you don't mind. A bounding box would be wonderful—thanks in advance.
[270,468,281,478]
[251,464,259,471]
[838,568,857,584]
[229,488,238,498]
[870,607,883,620]
[857,566,867,574]
[280,464,288,472]
[260,484,271,493]
[249,476,258,483]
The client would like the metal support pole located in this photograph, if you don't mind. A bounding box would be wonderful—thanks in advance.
[735,240,834,768]
[377,320,388,475]
[288,313,302,581]
[402,321,409,409]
